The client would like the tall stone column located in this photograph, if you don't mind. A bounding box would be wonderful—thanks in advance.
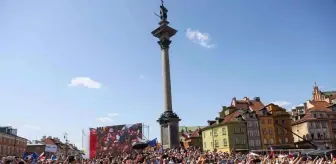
[152,2,181,149]
[159,38,173,112]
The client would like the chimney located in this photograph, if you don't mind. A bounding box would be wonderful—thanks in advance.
[232,97,237,106]
[253,97,260,101]
[243,97,249,101]
[207,120,216,126]
[303,102,308,112]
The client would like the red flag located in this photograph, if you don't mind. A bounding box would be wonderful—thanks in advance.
[89,128,98,159]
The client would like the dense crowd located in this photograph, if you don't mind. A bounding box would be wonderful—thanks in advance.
[2,147,336,164]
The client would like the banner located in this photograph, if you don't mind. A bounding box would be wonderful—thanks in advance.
[45,144,57,153]
[96,123,142,155]
[89,128,97,159]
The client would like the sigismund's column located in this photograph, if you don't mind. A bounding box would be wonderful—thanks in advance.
[152,1,181,149]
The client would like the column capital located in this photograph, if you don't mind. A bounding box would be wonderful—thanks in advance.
[158,38,171,50]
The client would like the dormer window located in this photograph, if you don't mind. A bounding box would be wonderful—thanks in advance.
[313,113,317,118]
[263,110,267,115]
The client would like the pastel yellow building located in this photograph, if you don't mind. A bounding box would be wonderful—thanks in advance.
[202,107,248,153]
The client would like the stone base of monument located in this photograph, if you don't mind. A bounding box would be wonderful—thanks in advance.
[157,111,181,149]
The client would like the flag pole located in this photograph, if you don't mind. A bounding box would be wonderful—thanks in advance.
[82,129,84,150]
[142,123,144,139]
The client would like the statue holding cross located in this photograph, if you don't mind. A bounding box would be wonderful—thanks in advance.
[159,0,168,21]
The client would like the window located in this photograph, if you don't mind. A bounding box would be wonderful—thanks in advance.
[241,138,245,145]
[261,120,265,124]
[255,140,261,146]
[211,142,213,146]
[249,140,255,146]
[222,127,226,135]
[214,140,219,147]
[268,119,272,124]
[223,139,228,146]
[263,139,268,145]
[285,138,288,143]
[275,120,279,124]
[262,128,267,135]
[248,122,252,127]
[277,128,282,134]
[269,128,273,135]
[279,138,282,144]
[270,138,274,144]
[210,132,212,136]
[248,131,253,137]
[235,138,240,145]
[316,122,321,128]
[240,128,245,133]
[234,128,239,133]
[284,129,288,134]
[204,142,206,148]
[214,129,218,136]
[282,120,285,125]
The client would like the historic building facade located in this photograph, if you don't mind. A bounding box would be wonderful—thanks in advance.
[230,97,264,150]
[292,101,332,149]
[312,83,336,104]
[0,126,27,158]
[259,104,294,149]
[202,106,248,152]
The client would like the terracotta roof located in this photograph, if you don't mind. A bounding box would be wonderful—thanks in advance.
[43,138,56,145]
[190,129,201,137]
[222,110,243,123]
[308,101,332,112]
[292,112,329,125]
[202,109,244,131]
[233,99,265,112]
[327,104,336,108]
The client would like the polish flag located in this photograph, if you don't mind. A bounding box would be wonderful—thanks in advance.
[269,147,274,158]
[39,152,45,160]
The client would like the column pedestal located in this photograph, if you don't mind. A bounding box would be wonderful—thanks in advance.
[157,111,181,149]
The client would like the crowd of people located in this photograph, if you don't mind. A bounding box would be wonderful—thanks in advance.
[2,146,336,164]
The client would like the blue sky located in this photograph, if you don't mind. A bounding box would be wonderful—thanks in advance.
[0,0,335,149]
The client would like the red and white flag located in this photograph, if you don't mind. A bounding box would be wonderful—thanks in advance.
[38,152,45,160]
[269,147,274,158]
[288,151,293,159]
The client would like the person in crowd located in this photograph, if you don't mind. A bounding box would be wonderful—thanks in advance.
[4,146,336,164]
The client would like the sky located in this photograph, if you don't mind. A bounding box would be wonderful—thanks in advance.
[0,0,335,150]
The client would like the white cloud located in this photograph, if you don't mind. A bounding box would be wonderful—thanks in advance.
[107,113,119,117]
[97,117,113,122]
[68,77,102,89]
[271,101,291,107]
[23,125,41,130]
[186,28,215,48]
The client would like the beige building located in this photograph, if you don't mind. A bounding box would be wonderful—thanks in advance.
[292,100,332,149]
